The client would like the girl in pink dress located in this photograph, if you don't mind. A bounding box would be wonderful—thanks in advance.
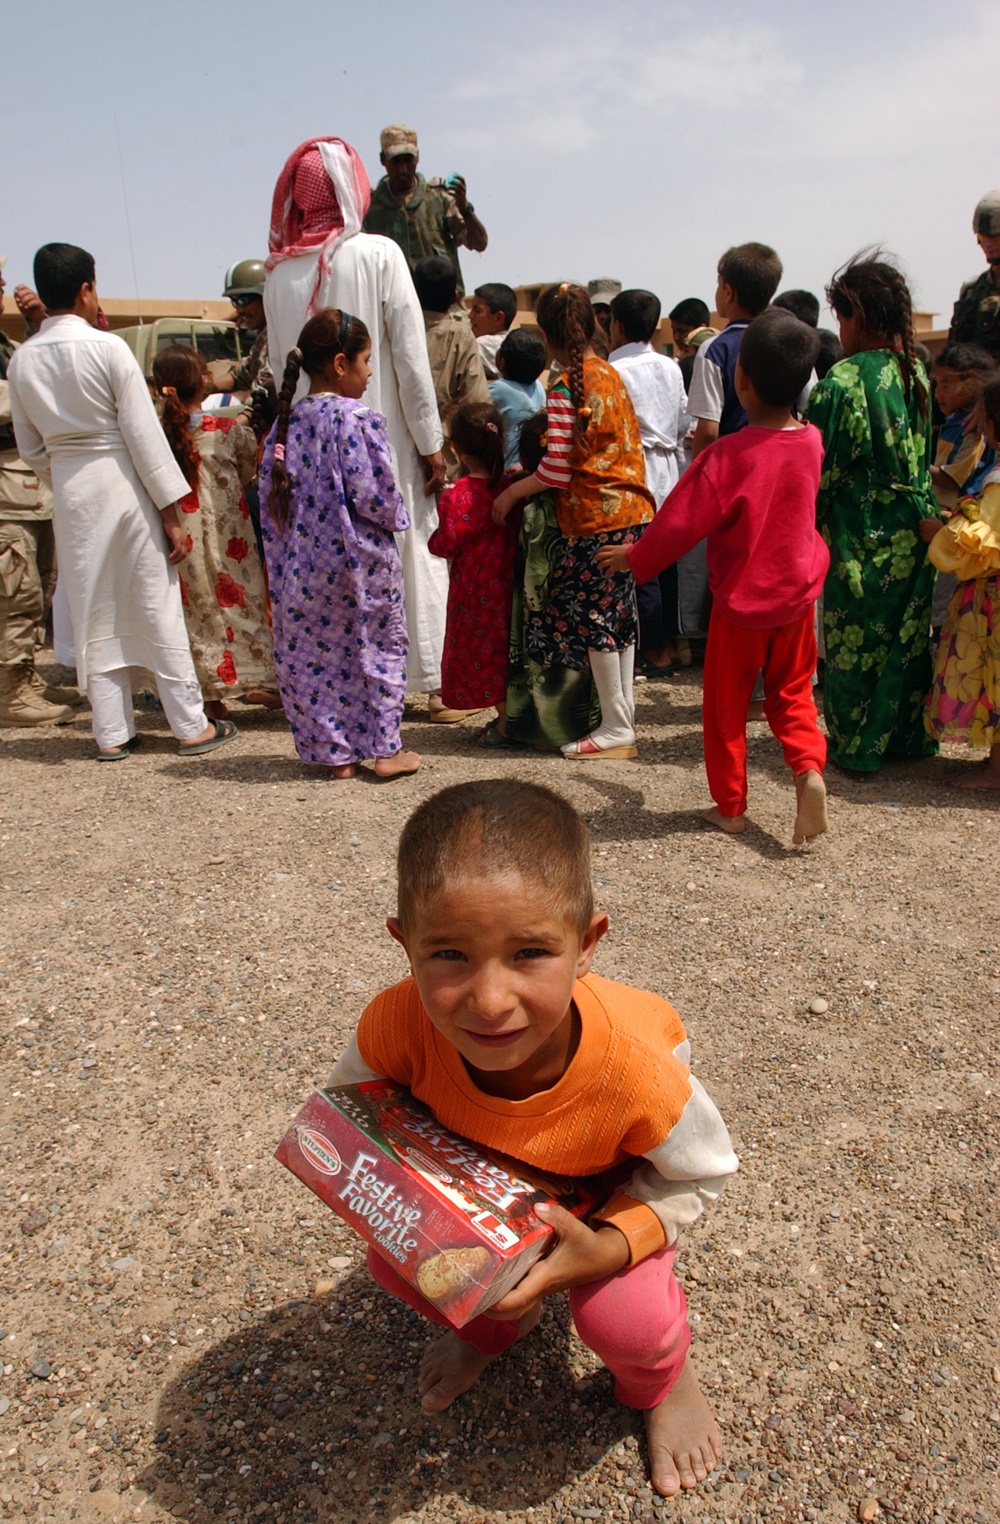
[428,402,518,738]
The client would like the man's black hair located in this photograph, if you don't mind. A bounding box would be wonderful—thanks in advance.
[934,342,997,376]
[33,243,96,311]
[717,242,783,317]
[668,297,710,329]
[413,255,457,313]
[772,289,820,327]
[738,308,820,408]
[497,328,546,385]
[474,282,517,328]
[610,289,662,345]
[815,328,843,380]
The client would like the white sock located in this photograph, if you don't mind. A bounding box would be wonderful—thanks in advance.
[580,646,636,748]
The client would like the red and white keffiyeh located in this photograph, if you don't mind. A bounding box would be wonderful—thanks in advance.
[266,137,372,313]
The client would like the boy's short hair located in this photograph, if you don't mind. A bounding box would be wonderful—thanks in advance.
[413,255,457,313]
[717,243,783,317]
[772,289,820,327]
[981,375,1000,433]
[517,410,548,473]
[738,308,821,408]
[497,328,546,385]
[668,297,710,329]
[610,289,662,345]
[815,327,844,380]
[934,343,996,378]
[397,780,594,935]
[33,242,96,311]
[474,282,518,329]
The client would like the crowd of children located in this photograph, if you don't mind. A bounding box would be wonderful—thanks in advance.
[10,235,1000,819]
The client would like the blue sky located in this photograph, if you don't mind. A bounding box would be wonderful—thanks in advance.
[4,0,1000,325]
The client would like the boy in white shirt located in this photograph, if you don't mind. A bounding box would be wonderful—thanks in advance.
[609,289,688,675]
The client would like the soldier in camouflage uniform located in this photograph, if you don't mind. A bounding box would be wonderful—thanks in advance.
[222,260,277,439]
[363,125,488,298]
[0,261,78,725]
[948,189,1000,361]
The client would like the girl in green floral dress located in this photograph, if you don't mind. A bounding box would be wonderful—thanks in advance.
[806,254,939,772]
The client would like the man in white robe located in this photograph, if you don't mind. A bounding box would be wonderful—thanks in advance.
[264,137,452,709]
[7,243,234,758]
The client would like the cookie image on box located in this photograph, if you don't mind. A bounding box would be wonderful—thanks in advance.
[416,1246,492,1306]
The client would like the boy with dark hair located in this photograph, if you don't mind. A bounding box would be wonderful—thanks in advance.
[414,256,490,484]
[468,282,518,379]
[667,297,711,358]
[489,329,546,469]
[687,242,783,456]
[772,289,820,328]
[609,289,689,674]
[597,309,829,844]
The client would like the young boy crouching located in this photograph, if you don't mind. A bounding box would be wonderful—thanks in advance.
[328,779,738,1498]
[598,308,830,842]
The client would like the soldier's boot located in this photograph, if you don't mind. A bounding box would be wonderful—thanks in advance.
[26,664,84,707]
[0,666,75,726]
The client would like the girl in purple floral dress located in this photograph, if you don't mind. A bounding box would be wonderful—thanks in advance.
[259,309,420,780]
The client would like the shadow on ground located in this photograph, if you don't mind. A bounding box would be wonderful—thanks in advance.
[138,1273,633,1524]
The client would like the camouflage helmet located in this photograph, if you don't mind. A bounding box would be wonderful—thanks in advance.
[223,259,266,299]
[973,191,1000,239]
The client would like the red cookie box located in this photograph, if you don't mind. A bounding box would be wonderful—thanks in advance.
[275,1082,607,1328]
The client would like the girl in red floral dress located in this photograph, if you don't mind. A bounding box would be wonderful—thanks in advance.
[428,402,518,739]
[153,346,276,719]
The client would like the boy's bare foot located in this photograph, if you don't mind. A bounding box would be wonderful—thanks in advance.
[792,768,828,844]
[956,763,1000,789]
[747,700,765,721]
[700,806,746,834]
[643,1354,723,1497]
[418,1305,540,1412]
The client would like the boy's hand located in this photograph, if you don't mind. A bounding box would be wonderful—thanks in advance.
[919,515,944,543]
[594,542,631,575]
[486,1202,630,1321]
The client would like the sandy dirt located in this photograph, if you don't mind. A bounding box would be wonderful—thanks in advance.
[1,660,998,1524]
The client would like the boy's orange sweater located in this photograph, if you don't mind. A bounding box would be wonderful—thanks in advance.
[356,972,695,1262]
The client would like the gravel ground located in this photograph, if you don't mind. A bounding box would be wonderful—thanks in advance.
[1,658,998,1524]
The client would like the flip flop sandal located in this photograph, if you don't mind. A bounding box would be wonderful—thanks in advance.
[178,717,238,756]
[95,733,142,762]
[475,719,519,749]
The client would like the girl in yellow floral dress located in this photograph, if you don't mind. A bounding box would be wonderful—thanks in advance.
[923,376,1000,788]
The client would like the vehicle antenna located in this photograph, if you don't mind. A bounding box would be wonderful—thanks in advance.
[114,113,143,324]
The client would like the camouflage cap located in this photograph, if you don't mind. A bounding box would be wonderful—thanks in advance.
[685,325,720,350]
[381,124,419,160]
[973,190,1000,237]
[587,278,621,306]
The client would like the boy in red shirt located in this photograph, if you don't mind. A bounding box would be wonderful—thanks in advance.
[597,308,830,843]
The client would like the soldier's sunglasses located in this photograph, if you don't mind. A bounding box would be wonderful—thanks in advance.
[230,295,258,308]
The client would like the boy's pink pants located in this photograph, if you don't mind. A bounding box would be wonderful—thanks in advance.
[367,1240,691,1410]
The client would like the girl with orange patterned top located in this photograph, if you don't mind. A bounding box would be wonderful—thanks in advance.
[492,284,653,758]
[328,780,738,1499]
[153,346,276,720]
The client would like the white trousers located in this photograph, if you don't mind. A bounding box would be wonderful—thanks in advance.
[88,667,207,750]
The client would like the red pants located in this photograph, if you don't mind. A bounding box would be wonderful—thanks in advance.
[703,606,826,817]
[367,1240,691,1410]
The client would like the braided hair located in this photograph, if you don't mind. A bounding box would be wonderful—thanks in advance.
[267,307,371,531]
[535,283,597,446]
[449,401,505,489]
[826,251,928,415]
[151,345,205,489]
